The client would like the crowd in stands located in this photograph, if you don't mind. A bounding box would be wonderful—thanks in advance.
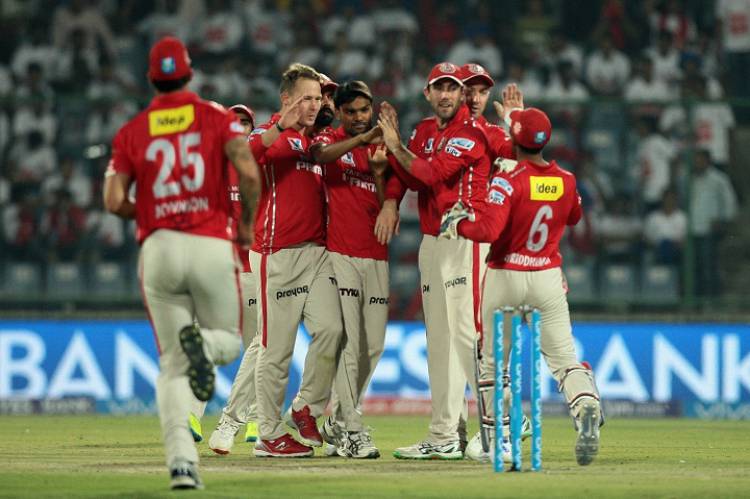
[0,0,745,311]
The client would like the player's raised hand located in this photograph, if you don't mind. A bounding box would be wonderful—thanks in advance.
[378,110,402,152]
[367,144,389,177]
[502,83,524,112]
[278,95,306,129]
[379,101,399,128]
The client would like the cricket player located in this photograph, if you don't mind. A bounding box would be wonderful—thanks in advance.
[442,107,602,466]
[204,104,264,454]
[103,37,260,489]
[309,81,387,458]
[378,63,473,460]
[249,63,344,458]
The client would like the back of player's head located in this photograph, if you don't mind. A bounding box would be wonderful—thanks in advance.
[148,36,192,92]
[333,81,373,108]
[279,63,321,95]
[509,108,552,154]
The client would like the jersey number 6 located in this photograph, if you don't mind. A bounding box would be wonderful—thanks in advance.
[147,132,205,199]
[526,205,553,252]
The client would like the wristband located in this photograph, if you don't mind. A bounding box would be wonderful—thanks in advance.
[275,122,285,133]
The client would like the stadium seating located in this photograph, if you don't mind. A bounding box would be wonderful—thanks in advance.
[564,262,596,304]
[600,264,637,302]
[91,262,129,297]
[1,262,42,297]
[640,264,680,304]
[46,262,85,297]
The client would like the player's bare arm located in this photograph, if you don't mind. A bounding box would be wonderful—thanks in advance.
[374,198,400,245]
[311,125,382,164]
[368,144,389,206]
[225,136,261,233]
[103,170,135,219]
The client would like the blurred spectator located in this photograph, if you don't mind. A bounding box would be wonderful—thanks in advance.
[194,0,243,57]
[542,27,584,78]
[594,194,643,264]
[643,188,687,265]
[0,165,10,206]
[446,32,502,77]
[41,156,92,208]
[585,34,631,95]
[515,0,556,65]
[632,116,677,211]
[14,62,54,106]
[423,3,458,56]
[371,0,418,37]
[243,0,292,62]
[498,59,544,103]
[715,0,750,98]
[343,6,376,49]
[51,0,116,61]
[8,130,56,193]
[325,31,369,80]
[660,76,735,168]
[0,64,11,97]
[85,196,127,262]
[86,100,138,145]
[649,0,696,49]
[279,28,323,70]
[397,56,432,103]
[624,55,670,102]
[87,59,138,100]
[41,189,87,262]
[137,0,191,46]
[690,149,738,296]
[594,0,638,50]
[0,107,10,159]
[11,25,57,82]
[680,52,723,99]
[12,99,57,145]
[55,28,99,93]
[646,30,682,88]
[545,60,590,120]
[2,192,44,261]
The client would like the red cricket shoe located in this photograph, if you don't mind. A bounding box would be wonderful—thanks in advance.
[290,405,323,447]
[254,433,314,458]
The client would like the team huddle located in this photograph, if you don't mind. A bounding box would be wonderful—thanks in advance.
[103,37,603,490]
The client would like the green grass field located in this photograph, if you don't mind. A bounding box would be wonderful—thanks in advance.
[1,415,749,498]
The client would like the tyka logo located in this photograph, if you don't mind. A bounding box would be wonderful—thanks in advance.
[339,288,360,298]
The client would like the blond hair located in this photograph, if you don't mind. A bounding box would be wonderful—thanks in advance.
[279,63,321,94]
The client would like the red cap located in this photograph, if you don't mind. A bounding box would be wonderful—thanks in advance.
[319,73,339,94]
[426,62,463,87]
[461,63,494,87]
[509,108,552,149]
[229,104,255,129]
[148,37,192,81]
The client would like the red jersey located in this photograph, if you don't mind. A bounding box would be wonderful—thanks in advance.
[313,126,387,260]
[249,115,326,254]
[108,90,244,244]
[384,117,441,236]
[409,105,491,218]
[475,115,514,160]
[227,149,251,272]
[458,159,582,271]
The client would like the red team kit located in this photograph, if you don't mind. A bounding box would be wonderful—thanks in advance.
[105,36,601,490]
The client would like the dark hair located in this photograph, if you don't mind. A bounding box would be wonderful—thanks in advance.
[334,81,373,108]
[151,75,191,93]
[518,144,543,155]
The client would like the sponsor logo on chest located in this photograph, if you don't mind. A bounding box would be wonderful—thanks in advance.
[342,152,356,166]
[288,137,304,152]
[529,176,564,201]
[424,138,434,154]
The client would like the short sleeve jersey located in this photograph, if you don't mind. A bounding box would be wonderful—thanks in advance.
[459,159,582,270]
[108,90,244,244]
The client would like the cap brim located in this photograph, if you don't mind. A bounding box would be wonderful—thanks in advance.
[322,82,339,93]
[426,75,464,87]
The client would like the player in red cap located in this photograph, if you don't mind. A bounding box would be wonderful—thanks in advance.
[247,63,344,458]
[377,61,493,460]
[441,107,603,466]
[103,36,260,490]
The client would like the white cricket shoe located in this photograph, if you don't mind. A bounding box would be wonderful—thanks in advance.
[170,459,204,490]
[337,431,380,459]
[465,431,511,464]
[208,415,241,455]
[320,416,344,457]
[393,439,463,460]
[575,401,600,465]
